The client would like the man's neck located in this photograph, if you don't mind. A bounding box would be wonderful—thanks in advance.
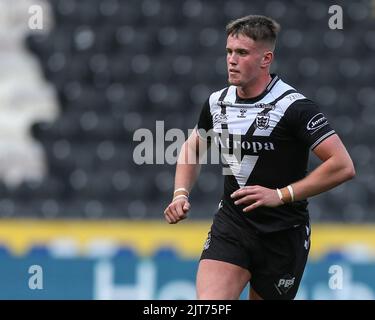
[237,73,272,99]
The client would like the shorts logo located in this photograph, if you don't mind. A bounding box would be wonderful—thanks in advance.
[218,200,223,209]
[304,224,311,250]
[255,113,270,130]
[203,232,211,250]
[274,275,295,295]
[304,240,309,250]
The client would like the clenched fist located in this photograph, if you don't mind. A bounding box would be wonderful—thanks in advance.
[164,198,191,224]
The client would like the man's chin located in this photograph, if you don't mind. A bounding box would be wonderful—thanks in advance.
[228,78,241,86]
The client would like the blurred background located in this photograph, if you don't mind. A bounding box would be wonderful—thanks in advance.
[0,0,374,299]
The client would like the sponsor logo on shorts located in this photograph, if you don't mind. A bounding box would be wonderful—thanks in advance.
[218,200,223,209]
[304,224,311,250]
[274,275,295,295]
[304,240,310,250]
[203,232,211,250]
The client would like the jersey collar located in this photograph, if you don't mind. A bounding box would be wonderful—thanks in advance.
[235,73,280,104]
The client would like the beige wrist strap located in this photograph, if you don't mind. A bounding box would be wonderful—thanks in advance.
[287,185,295,202]
[279,186,293,203]
[172,188,189,203]
[172,194,188,202]
[173,188,189,198]
[174,188,189,194]
[276,188,284,204]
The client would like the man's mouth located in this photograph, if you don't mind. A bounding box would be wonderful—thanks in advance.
[229,69,239,74]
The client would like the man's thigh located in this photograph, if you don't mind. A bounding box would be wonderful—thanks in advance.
[196,259,251,300]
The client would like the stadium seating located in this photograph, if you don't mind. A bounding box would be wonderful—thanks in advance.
[1,0,374,221]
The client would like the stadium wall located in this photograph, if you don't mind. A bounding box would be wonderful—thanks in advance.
[0,220,374,299]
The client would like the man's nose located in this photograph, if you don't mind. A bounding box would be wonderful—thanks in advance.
[228,54,237,65]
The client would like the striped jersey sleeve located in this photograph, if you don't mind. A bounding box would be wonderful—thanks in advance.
[285,99,336,150]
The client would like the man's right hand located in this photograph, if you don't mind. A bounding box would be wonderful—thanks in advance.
[164,198,191,224]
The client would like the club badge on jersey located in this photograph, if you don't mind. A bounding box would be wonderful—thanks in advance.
[255,113,270,130]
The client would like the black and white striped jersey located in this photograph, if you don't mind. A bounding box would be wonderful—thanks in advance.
[196,74,335,233]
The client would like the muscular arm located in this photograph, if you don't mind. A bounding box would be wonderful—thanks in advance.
[291,134,355,201]
[174,129,204,192]
[232,134,355,212]
[164,128,210,223]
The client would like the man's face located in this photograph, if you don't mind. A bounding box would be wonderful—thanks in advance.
[226,34,267,87]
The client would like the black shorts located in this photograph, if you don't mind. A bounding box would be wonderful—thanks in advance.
[200,211,311,300]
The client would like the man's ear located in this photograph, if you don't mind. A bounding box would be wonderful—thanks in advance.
[261,51,273,68]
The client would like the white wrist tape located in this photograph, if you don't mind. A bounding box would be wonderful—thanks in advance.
[276,188,284,203]
[172,194,188,202]
[174,188,189,195]
[287,185,295,202]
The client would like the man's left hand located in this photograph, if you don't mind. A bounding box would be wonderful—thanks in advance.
[231,185,284,212]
